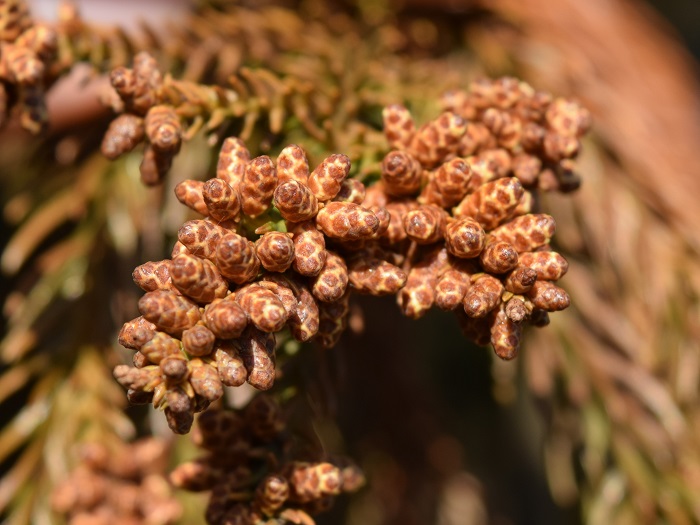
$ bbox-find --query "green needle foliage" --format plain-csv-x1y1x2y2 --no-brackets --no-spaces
1,1,700,524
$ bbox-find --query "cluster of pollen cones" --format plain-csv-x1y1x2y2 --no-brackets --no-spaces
169,398,364,525
111,74,590,435
0,0,59,132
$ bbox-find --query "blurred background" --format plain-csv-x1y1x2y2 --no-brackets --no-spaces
2,1,700,524
649,0,700,56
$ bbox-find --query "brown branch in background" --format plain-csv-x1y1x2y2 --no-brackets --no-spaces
3,0,700,524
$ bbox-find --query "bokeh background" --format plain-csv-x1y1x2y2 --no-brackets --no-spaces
1,1,700,524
